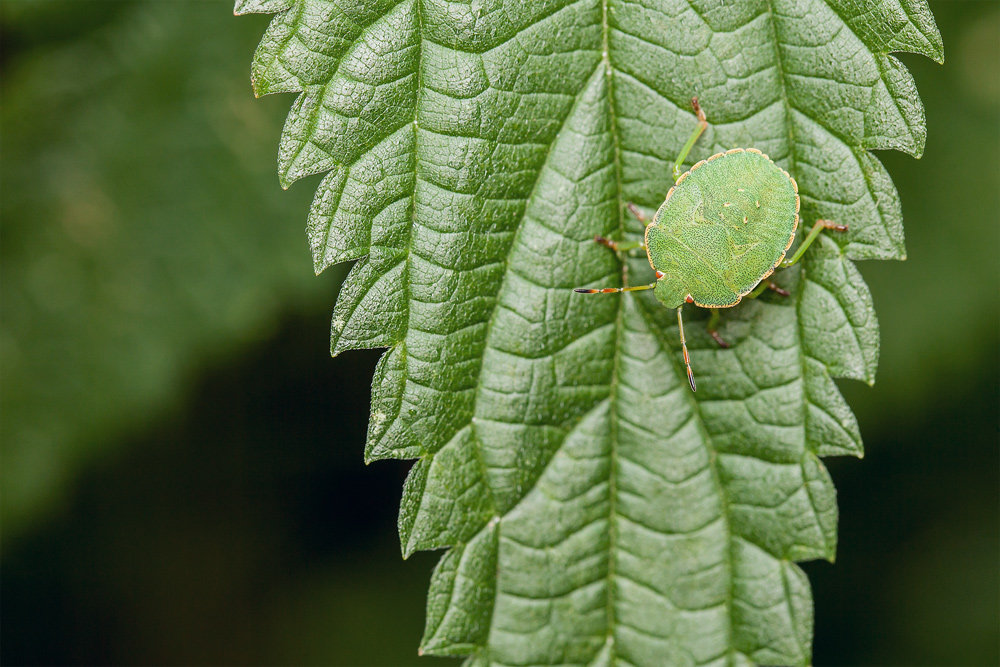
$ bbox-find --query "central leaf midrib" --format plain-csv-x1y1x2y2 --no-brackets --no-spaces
601,1,737,661
600,0,623,658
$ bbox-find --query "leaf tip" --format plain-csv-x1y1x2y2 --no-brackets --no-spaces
932,42,946,65
399,524,421,559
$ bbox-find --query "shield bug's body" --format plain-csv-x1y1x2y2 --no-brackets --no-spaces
576,99,846,391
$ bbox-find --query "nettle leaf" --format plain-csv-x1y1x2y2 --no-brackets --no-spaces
239,1,941,663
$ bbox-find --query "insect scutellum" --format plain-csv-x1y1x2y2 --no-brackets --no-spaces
574,97,848,392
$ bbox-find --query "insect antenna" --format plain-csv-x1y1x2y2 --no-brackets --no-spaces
676,306,696,392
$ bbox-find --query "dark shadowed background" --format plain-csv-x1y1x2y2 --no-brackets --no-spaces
2,1,997,664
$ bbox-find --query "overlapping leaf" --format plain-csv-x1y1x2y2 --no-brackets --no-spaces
238,1,941,663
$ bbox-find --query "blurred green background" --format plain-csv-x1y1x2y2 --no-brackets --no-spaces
1,1,996,664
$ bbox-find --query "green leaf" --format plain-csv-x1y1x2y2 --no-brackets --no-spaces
240,1,941,663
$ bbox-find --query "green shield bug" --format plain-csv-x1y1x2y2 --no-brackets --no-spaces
576,98,846,392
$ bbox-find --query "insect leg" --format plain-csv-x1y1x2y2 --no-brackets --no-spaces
671,97,708,182
781,219,849,268
574,282,656,294
767,281,790,297
593,235,645,253
626,202,650,224
706,309,730,348
677,307,697,392
745,279,791,300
